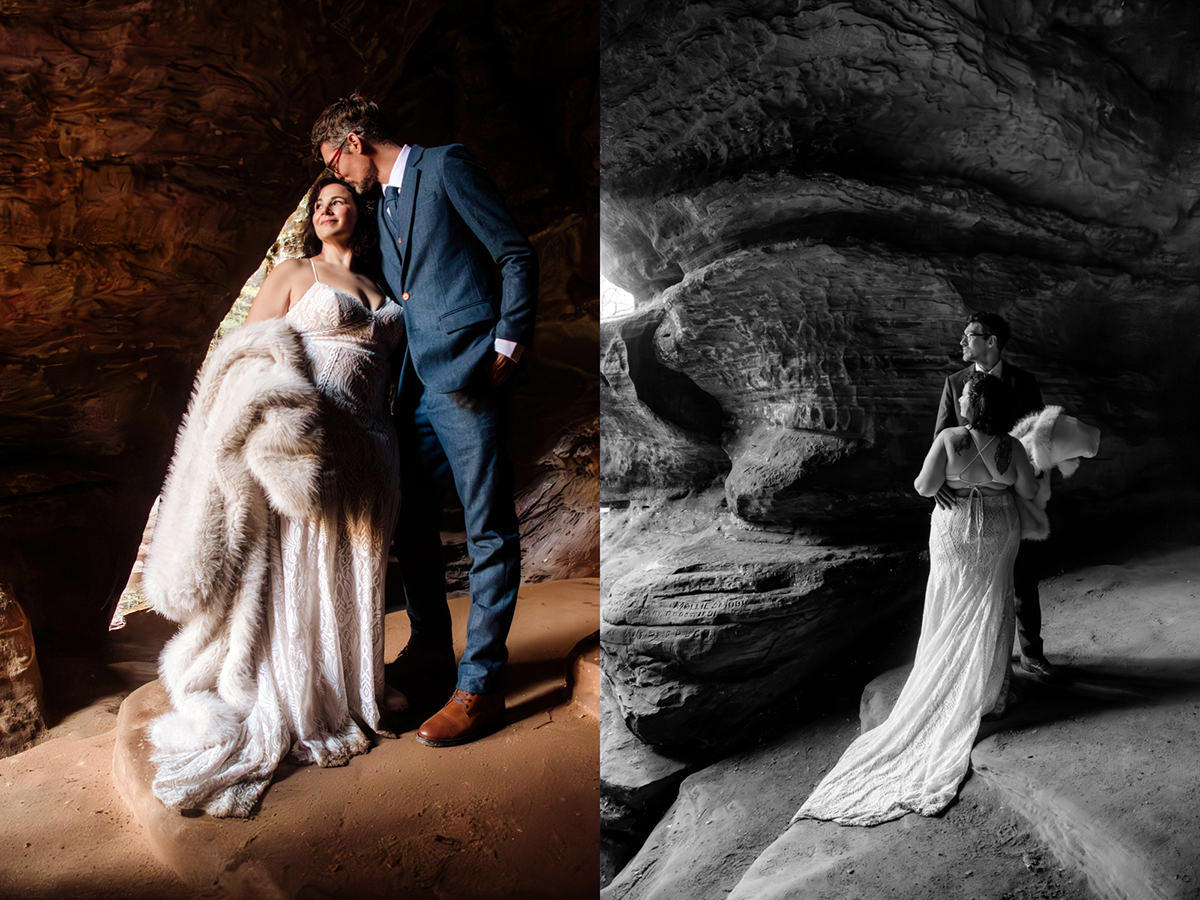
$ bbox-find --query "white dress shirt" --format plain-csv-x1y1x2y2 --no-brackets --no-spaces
382,144,412,193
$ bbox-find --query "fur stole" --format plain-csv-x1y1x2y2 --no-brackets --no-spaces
1009,406,1101,541
143,318,322,812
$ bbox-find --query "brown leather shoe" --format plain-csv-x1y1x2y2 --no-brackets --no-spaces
384,636,457,705
415,689,505,747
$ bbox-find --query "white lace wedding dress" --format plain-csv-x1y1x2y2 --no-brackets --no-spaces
794,490,1019,826
150,267,403,817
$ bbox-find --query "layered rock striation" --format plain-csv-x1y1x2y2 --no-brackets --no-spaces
600,0,1200,774
0,2,430,647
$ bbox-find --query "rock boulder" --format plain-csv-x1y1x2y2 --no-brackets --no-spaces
601,499,926,750
0,585,45,757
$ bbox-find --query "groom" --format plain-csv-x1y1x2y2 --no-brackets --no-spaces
933,312,1055,680
311,95,537,746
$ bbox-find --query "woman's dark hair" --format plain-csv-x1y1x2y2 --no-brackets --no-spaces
299,175,380,276
963,372,1015,435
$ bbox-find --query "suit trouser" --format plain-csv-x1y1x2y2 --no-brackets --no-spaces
1013,538,1045,658
392,360,521,694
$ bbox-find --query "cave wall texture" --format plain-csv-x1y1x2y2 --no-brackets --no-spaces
600,0,1200,759
0,0,598,654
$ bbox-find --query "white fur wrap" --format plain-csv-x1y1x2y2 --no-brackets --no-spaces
144,318,322,747
1009,405,1101,540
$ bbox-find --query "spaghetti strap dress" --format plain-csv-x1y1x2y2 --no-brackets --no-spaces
150,259,404,817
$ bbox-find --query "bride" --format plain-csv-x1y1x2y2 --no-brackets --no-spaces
795,372,1037,826
144,175,404,817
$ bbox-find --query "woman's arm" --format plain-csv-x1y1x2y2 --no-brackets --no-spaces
245,258,301,323
914,431,949,497
1010,435,1038,500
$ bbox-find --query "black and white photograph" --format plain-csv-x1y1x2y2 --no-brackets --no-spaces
600,2,1200,898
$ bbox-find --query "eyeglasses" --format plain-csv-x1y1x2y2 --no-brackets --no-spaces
326,135,350,176
961,330,992,342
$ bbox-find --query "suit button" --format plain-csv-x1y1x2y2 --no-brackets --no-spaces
401,292,410,300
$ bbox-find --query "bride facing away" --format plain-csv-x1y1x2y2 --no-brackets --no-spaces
794,372,1037,827
144,175,405,817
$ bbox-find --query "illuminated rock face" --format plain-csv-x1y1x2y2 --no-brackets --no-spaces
0,586,44,757
600,0,1200,748
0,0,598,648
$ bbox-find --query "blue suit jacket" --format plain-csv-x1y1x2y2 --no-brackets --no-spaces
379,144,537,393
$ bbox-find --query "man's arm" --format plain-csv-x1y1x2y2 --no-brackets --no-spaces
933,376,956,438
1010,435,1038,501
1008,365,1044,422
440,144,538,351
1027,371,1045,417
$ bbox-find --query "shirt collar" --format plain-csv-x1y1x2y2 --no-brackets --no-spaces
974,358,1003,378
383,144,412,190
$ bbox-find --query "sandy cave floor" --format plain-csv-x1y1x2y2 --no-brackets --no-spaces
0,579,600,900
604,506,1200,900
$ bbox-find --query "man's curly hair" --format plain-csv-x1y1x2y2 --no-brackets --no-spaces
310,93,394,161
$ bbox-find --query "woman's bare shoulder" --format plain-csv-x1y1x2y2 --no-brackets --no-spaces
247,258,309,322
258,257,308,287
943,426,968,444
271,257,309,277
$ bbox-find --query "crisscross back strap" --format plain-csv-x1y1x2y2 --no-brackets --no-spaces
947,432,1005,486
962,434,996,473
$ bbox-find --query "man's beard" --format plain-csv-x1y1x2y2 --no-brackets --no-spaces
352,163,380,194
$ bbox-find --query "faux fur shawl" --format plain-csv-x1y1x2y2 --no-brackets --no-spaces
144,318,322,755
1010,406,1101,540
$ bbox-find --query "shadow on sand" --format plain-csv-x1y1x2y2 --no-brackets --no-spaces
976,656,1200,742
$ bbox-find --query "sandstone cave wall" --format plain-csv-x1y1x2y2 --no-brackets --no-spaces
599,0,1200,753
0,0,598,652
602,0,1200,520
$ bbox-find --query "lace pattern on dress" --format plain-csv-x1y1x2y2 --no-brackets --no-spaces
149,278,403,817
792,492,1019,827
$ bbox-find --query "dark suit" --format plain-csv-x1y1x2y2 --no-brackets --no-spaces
934,361,1047,659
379,143,537,694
